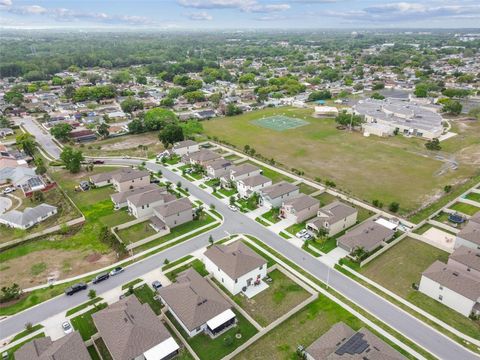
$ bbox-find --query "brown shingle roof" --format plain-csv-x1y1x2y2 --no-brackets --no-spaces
240,174,271,187
449,246,480,272
422,260,480,301
158,269,231,332
204,241,267,279
282,193,319,212
261,181,298,199
127,188,173,207
92,296,173,360
308,201,357,229
306,322,406,360
110,184,158,205
457,217,480,246
337,220,394,252
154,197,192,217
14,332,90,360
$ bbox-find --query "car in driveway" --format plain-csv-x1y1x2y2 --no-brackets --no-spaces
302,233,313,241
2,187,15,195
92,160,105,164
92,272,110,284
62,321,73,334
151,280,162,290
64,282,87,296
228,204,238,212
109,267,124,276
296,229,308,238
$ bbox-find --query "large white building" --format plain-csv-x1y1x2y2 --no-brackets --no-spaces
354,98,444,139
203,241,267,295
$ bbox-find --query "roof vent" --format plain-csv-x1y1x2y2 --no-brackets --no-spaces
453,272,459,277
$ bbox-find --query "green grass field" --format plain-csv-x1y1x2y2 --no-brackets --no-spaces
448,202,480,216
203,107,479,215
117,221,157,244
465,192,480,203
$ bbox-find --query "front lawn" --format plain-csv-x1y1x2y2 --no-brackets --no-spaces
71,303,108,341
285,221,308,236
261,208,281,224
232,269,310,326
134,284,163,315
116,221,157,244
448,202,480,216
66,297,103,316
218,187,237,197
167,309,258,360
309,237,337,253
236,197,258,211
165,259,208,281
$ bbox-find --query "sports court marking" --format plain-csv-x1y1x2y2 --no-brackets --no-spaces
250,115,309,131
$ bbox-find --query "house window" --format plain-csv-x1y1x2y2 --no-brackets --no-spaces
235,279,238,283
438,295,443,301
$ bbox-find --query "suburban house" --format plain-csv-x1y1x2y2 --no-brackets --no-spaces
206,158,233,179
172,140,199,156
236,174,272,199
455,212,480,250
203,241,267,295
14,332,90,360
182,149,221,167
279,194,320,224
259,181,299,208
126,188,175,218
419,246,480,317
0,167,45,194
305,322,406,360
220,163,262,188
90,168,150,192
337,220,395,253
0,204,57,230
92,296,179,360
69,129,97,143
158,268,236,338
110,184,158,210
306,201,358,236
0,128,14,137
150,197,194,231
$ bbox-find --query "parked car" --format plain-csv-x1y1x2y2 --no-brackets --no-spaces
228,204,238,212
302,233,313,241
92,160,105,164
150,178,160,184
92,272,110,284
2,187,15,194
296,229,308,238
151,280,162,290
109,267,124,276
64,282,87,296
79,181,90,191
62,321,73,334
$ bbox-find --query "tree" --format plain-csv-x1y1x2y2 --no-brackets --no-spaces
160,97,174,107
226,103,243,116
0,283,22,303
159,123,184,148
442,100,462,115
111,70,131,84
388,202,400,213
4,90,24,106
425,138,441,151
144,108,177,131
16,133,36,156
60,147,84,173
88,289,97,300
370,92,385,100
136,75,147,84
97,122,110,139
308,90,331,101
34,156,47,175
128,118,145,134
0,115,11,128
335,110,363,129
121,97,144,114
50,123,73,142
209,235,214,245
184,90,205,103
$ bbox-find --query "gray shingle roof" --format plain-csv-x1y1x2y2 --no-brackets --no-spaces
90,168,149,184
422,260,480,301
230,163,261,178
261,181,299,200
173,140,197,149
0,166,37,186
14,332,90,360
158,268,231,332
110,184,158,204
207,158,233,170
93,296,173,360
184,149,221,163
0,203,57,228
204,241,267,279
127,188,173,207
449,246,480,272
337,220,394,252
154,197,192,217
458,213,480,245
306,322,406,360
308,201,357,228
282,193,319,212
240,174,271,187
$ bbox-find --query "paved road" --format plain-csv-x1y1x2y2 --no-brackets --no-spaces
12,116,62,159
1,140,478,359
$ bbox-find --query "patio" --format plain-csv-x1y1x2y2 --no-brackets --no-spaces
243,280,269,299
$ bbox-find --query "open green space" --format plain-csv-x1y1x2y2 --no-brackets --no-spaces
117,221,157,244
167,309,257,360
298,182,318,195
165,258,208,281
448,202,480,216
314,191,338,206
233,269,310,326
261,208,281,224
244,160,295,183
465,192,480,203
71,302,107,341
133,284,163,315
203,107,478,215
359,237,480,340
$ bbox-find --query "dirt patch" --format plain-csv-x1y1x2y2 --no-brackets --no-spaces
102,133,161,151
456,144,480,166
0,249,116,289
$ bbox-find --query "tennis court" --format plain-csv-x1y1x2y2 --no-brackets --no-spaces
251,115,309,131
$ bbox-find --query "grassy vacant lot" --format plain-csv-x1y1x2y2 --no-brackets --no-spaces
233,295,363,360
233,269,310,326
75,132,164,158
0,167,130,290
448,202,480,216
204,107,479,215
168,309,257,360
117,221,157,244
359,237,480,339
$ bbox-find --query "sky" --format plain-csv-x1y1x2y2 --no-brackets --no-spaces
0,0,479,29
